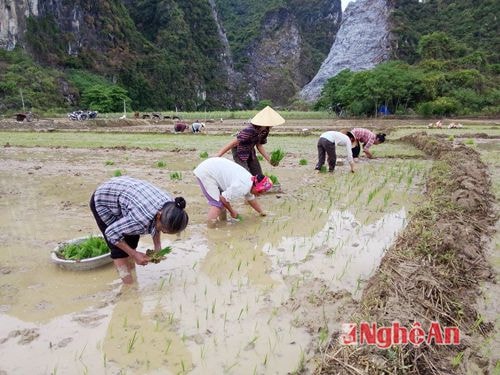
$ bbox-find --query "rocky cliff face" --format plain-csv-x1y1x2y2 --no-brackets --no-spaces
300,0,392,102
244,0,341,105
0,0,38,50
243,8,303,106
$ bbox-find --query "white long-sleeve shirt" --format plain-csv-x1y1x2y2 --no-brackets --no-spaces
319,131,354,163
193,157,255,202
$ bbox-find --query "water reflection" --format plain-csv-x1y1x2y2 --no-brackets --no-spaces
263,208,408,298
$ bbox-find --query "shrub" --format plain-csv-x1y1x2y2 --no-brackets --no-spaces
256,99,273,110
416,97,460,116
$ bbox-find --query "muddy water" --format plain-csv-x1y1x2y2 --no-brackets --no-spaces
476,139,500,368
0,146,428,374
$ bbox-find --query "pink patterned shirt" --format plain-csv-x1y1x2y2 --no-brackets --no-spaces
352,128,376,150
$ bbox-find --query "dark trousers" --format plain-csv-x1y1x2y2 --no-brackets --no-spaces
89,193,139,259
352,144,361,158
316,137,337,172
231,148,263,176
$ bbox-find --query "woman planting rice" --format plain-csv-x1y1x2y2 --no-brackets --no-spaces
217,106,285,175
315,131,356,174
193,157,273,227
90,176,189,284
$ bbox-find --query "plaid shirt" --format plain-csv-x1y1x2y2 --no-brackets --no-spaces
93,176,172,245
235,125,269,161
352,128,376,150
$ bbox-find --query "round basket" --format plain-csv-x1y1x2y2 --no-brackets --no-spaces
51,236,112,271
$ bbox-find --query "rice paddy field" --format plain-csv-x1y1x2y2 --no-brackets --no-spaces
0,116,498,374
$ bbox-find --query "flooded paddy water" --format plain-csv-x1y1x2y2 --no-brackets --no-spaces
0,132,431,374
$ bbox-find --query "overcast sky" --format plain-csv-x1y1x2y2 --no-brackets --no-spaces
341,0,353,11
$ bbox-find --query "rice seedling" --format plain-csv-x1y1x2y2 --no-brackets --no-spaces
156,160,166,168
238,308,244,321
225,361,239,372
299,158,308,165
383,191,392,207
257,155,264,161
105,160,114,166
164,339,172,354
200,345,207,360
113,169,122,177
318,326,329,347
127,331,138,353
267,174,279,185
451,351,464,367
57,236,108,260
170,171,182,180
320,165,327,173
291,348,306,374
78,343,87,360
199,151,209,159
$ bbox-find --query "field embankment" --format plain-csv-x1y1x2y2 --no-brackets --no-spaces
316,133,498,374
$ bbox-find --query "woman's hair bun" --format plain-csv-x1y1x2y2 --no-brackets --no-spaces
174,196,186,210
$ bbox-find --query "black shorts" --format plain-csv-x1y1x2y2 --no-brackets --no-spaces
89,193,139,259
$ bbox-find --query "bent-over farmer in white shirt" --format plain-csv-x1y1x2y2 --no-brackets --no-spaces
193,157,273,227
315,131,355,173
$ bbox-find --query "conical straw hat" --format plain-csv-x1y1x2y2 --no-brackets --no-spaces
250,106,285,127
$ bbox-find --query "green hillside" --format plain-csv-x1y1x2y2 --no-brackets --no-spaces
0,0,498,115
316,0,500,117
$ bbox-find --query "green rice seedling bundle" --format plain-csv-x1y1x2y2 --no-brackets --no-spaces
170,171,182,180
270,148,285,165
146,246,172,264
59,236,109,260
266,174,279,184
